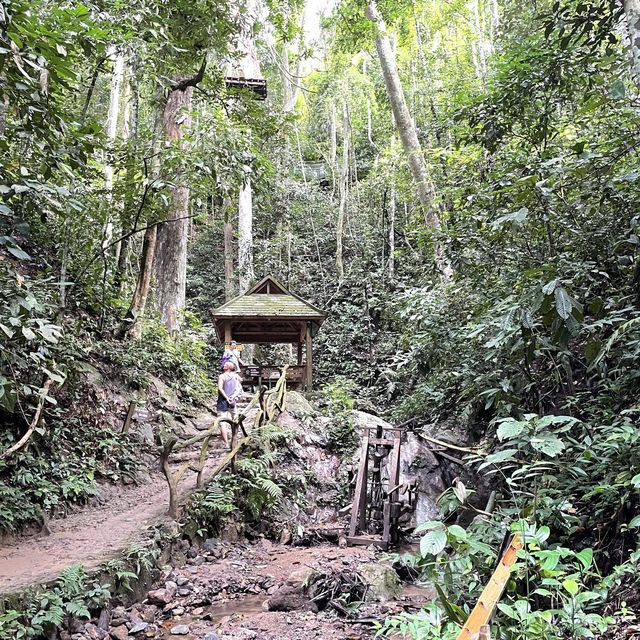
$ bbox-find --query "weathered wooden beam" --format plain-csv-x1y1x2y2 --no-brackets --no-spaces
456,534,523,640
305,323,313,390
349,433,370,537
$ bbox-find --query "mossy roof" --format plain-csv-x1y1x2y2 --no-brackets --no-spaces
211,276,325,322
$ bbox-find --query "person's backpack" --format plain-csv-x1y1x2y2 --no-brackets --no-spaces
220,350,233,368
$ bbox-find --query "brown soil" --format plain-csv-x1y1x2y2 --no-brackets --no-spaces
0,442,228,593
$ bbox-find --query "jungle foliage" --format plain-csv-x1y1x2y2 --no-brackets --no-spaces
1,0,640,636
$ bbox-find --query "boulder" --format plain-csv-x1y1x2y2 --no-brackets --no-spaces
285,391,316,418
358,562,401,602
170,625,190,636
147,581,177,606
109,626,129,640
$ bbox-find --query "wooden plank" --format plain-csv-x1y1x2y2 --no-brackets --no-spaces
305,323,313,390
346,535,388,550
368,438,394,447
349,433,370,537
456,534,523,640
122,400,136,434
382,429,402,545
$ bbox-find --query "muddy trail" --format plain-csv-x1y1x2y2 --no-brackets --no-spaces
0,438,228,593
94,538,434,640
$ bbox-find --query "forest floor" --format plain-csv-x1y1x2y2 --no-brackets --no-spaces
0,434,228,593
96,538,434,640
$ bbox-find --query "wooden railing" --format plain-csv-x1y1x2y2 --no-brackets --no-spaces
158,366,288,518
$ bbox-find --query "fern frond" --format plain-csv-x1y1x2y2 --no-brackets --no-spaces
257,477,283,500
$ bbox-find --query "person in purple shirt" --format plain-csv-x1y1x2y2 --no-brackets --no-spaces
217,361,242,448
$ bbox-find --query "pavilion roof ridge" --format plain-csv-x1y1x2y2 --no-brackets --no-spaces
211,275,325,319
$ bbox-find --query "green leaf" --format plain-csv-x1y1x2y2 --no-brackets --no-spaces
479,448,519,470
628,515,640,529
631,474,640,488
585,338,602,364
447,524,467,540
496,419,527,441
414,520,444,534
575,548,593,570
542,279,558,295
562,579,580,597
21,327,36,341
7,246,31,261
420,529,448,556
530,435,565,457
554,286,572,320
540,550,561,571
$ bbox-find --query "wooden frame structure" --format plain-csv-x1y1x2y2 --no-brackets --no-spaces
348,424,412,550
211,276,325,390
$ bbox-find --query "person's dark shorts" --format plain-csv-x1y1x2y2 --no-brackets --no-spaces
217,397,236,413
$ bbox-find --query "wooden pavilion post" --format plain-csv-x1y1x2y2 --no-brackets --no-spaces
297,323,304,366
305,322,313,390
224,321,232,346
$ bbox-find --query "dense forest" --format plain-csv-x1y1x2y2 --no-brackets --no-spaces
1,0,640,638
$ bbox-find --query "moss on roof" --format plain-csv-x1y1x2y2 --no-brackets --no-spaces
212,293,324,319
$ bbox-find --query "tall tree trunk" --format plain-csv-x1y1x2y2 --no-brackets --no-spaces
388,187,396,279
238,179,254,294
471,0,488,88
329,101,337,196
229,0,261,297
223,198,235,302
336,101,349,281
114,55,139,294
624,0,640,90
155,83,193,331
103,48,124,247
118,94,163,339
365,0,451,277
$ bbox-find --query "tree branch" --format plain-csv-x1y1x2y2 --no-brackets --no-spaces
171,57,208,92
0,379,53,461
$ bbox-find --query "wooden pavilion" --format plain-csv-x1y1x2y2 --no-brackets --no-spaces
211,276,325,390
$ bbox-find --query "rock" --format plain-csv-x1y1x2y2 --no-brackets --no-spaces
128,609,144,626
358,563,401,602
147,581,177,605
285,391,316,418
170,625,190,635
150,376,181,411
279,527,292,545
203,633,220,640
172,606,185,616
191,607,204,616
265,585,315,612
286,566,315,586
187,555,206,566
109,626,129,640
97,607,111,631
202,538,218,552
110,607,127,627
128,622,148,635
84,623,101,640
176,575,189,586
140,604,157,622
398,432,447,524
178,588,191,596
220,524,240,543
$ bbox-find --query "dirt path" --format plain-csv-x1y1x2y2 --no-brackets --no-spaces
0,442,228,593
